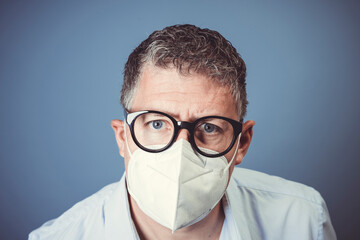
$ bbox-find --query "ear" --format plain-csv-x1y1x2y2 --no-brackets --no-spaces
234,120,255,165
111,119,126,157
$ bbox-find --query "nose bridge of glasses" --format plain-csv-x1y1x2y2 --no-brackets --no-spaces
175,121,193,141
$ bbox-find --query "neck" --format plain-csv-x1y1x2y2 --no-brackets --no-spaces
128,192,225,240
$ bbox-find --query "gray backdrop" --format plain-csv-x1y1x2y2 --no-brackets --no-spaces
1,1,359,239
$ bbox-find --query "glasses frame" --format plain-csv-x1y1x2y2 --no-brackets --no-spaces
124,110,243,158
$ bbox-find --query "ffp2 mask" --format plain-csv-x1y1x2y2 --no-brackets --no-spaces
125,127,240,232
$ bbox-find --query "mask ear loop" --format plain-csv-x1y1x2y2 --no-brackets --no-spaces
123,122,133,158
223,133,241,173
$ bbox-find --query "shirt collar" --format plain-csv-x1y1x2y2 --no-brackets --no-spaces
103,173,138,240
225,174,254,240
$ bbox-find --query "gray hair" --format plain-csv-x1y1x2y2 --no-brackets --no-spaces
121,24,248,121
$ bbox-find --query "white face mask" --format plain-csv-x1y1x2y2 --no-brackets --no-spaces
124,126,240,232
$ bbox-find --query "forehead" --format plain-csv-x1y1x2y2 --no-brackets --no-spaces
130,65,238,121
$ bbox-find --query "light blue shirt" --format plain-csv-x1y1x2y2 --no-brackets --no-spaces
29,168,336,239
219,193,242,240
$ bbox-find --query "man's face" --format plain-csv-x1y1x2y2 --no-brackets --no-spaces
114,64,252,178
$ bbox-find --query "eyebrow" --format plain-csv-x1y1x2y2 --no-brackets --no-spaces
152,110,182,120
148,109,221,122
143,113,169,119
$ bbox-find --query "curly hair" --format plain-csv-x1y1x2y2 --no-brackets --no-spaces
121,24,248,121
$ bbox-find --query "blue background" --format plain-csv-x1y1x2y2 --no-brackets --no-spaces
1,1,359,239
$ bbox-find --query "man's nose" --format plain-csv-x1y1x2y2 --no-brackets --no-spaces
176,129,191,142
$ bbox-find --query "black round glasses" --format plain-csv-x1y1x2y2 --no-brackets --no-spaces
124,110,243,158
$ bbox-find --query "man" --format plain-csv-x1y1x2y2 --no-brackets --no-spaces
29,24,336,239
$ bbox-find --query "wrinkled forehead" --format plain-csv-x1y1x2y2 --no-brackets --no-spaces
137,62,234,96
131,65,238,121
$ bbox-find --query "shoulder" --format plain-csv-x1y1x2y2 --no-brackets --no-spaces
231,167,323,204
28,182,118,240
228,167,337,240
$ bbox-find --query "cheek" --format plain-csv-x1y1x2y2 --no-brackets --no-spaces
224,146,237,164
223,145,238,183
123,127,140,174
126,137,139,155
124,125,140,153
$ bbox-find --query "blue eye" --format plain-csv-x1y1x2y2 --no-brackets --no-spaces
151,120,163,129
203,123,215,133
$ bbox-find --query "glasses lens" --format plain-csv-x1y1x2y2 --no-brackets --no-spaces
194,117,234,155
133,112,175,150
